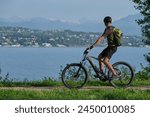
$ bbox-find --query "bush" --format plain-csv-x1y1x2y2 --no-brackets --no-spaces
144,53,150,64
135,65,150,80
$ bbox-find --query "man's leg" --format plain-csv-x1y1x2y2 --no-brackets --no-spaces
103,57,117,76
98,47,109,73
98,54,104,72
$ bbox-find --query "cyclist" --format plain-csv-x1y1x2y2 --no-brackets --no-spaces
87,16,118,79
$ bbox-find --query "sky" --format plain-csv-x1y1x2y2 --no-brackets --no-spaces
0,0,139,22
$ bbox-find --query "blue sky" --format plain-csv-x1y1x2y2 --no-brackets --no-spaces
0,0,138,22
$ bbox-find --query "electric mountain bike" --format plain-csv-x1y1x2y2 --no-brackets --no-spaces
61,48,134,89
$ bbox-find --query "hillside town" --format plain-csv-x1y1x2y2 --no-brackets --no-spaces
0,27,145,48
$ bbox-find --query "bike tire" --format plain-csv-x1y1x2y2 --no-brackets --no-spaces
61,63,88,89
108,61,134,88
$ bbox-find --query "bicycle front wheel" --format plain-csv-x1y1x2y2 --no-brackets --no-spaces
61,63,88,89
108,61,134,88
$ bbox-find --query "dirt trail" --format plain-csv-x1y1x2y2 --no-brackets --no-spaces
0,86,150,91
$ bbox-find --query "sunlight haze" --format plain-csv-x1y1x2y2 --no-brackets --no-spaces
0,0,138,21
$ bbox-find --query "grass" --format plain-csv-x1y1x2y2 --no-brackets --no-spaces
0,78,63,87
0,88,150,100
0,76,150,87
0,70,150,100
0,78,150,100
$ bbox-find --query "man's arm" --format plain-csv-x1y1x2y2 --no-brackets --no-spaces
84,34,106,53
89,28,111,49
88,35,105,49
92,35,105,47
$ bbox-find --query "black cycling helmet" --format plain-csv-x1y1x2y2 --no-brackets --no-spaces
103,16,112,24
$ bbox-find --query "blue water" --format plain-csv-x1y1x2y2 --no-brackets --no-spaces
0,47,149,81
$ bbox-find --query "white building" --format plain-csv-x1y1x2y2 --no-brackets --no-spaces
42,43,52,47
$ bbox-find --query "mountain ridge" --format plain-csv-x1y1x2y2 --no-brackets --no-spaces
0,14,142,35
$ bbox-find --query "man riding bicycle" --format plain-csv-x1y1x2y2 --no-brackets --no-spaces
62,18,135,88
86,16,121,79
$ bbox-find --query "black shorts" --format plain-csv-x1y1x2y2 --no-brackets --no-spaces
100,46,117,59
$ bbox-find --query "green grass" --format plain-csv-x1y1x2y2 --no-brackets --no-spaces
0,78,63,87
0,77,150,87
0,88,150,100
86,78,150,87
0,73,150,100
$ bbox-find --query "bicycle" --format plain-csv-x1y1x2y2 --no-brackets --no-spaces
61,48,134,89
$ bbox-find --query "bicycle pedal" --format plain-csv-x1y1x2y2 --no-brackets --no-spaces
94,75,99,78
101,78,108,82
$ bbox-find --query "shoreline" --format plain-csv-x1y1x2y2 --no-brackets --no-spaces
0,46,148,49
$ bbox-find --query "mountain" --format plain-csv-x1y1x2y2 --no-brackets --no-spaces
0,14,142,35
113,14,142,35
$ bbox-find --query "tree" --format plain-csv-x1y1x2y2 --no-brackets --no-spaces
131,0,150,64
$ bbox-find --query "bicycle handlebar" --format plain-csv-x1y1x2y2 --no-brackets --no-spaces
84,45,94,55
83,48,90,55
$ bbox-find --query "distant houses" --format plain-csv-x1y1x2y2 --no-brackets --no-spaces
0,26,145,48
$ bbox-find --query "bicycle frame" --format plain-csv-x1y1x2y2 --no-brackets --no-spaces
80,51,102,79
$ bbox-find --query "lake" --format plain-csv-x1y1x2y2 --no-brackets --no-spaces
0,47,149,81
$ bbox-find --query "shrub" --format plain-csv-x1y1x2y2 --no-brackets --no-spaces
135,65,150,80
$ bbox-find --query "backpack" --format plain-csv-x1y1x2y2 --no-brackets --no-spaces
113,27,123,46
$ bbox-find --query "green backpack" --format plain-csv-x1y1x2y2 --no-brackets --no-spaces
113,27,123,46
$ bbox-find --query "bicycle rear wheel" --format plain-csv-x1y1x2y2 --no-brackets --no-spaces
61,63,88,89
108,61,134,88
